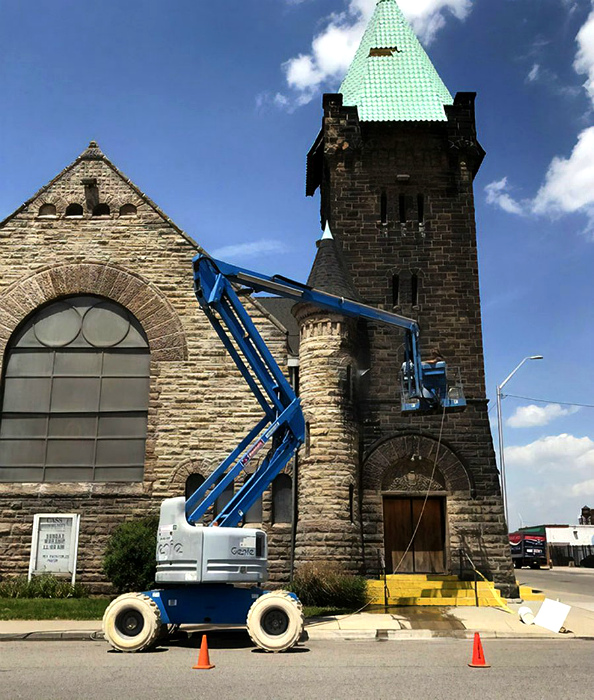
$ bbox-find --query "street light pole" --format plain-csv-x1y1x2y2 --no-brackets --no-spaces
496,355,543,529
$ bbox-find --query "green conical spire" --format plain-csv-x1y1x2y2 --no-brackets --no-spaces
339,0,453,122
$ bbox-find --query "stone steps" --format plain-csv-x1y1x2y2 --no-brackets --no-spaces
367,574,506,607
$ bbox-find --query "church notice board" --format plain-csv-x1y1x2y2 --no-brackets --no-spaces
28,514,80,584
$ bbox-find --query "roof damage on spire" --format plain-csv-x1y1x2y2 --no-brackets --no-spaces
339,0,454,122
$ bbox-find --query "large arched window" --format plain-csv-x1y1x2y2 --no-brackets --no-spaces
0,296,150,483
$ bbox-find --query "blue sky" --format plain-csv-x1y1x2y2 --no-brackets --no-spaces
1,0,593,530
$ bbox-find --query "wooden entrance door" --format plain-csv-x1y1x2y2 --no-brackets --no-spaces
383,497,446,574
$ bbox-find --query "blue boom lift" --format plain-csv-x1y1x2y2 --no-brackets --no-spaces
102,254,465,653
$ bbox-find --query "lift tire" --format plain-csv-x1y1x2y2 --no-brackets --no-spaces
246,590,304,653
102,592,162,652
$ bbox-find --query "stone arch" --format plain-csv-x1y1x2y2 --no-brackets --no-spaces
0,262,188,364
363,433,474,496
37,194,67,211
167,459,207,492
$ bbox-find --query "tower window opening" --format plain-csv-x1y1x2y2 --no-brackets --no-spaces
119,203,137,217
417,194,425,224
380,191,388,224
92,203,110,217
65,203,83,218
392,274,400,306
411,274,419,307
399,195,406,224
38,203,56,218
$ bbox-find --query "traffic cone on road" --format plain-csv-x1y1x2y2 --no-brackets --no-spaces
468,632,491,668
192,634,215,670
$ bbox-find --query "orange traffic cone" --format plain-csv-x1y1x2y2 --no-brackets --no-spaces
468,632,491,668
192,634,215,670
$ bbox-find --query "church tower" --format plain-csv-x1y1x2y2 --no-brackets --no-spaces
305,0,516,592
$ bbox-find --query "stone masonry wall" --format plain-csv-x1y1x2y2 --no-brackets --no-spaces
293,305,362,573
0,147,292,590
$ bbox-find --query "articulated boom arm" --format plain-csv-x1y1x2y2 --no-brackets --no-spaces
187,254,465,528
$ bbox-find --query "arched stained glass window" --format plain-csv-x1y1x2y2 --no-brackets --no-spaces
0,296,150,483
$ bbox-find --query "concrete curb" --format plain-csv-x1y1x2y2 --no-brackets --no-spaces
0,627,588,643
0,630,104,642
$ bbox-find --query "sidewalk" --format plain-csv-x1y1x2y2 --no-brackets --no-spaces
2,600,594,643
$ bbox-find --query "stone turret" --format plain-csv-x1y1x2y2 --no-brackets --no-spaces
293,226,363,571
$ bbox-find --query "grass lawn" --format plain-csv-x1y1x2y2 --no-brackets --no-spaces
0,598,354,621
0,598,110,621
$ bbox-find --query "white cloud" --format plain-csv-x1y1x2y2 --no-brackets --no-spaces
506,404,580,429
486,7,594,235
505,433,594,528
506,433,594,473
211,239,288,260
532,126,594,232
574,6,594,105
484,177,526,215
571,478,594,497
278,0,473,107
526,63,540,83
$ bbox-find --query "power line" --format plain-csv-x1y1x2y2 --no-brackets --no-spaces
503,394,594,409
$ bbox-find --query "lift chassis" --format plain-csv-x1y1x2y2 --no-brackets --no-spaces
102,254,465,653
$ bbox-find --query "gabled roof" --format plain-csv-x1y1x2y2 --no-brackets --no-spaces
307,225,361,301
0,141,203,251
339,0,453,122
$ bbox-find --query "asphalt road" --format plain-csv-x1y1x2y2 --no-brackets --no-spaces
516,568,594,611
1,638,593,700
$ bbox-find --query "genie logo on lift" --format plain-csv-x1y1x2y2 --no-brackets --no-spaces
231,535,257,558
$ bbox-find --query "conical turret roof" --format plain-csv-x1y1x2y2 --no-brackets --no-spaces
339,0,453,122
307,225,361,301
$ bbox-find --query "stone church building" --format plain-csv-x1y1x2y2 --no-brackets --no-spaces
0,0,515,594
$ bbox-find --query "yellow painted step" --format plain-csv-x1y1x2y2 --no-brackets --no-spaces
367,596,504,607
368,580,497,591
519,584,545,601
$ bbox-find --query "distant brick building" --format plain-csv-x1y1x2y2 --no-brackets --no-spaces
0,0,516,595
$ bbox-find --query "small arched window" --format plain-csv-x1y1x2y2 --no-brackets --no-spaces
411,273,419,307
38,203,56,218
243,465,263,524
380,191,388,224
92,203,110,217
272,473,292,524
65,203,83,218
213,480,234,518
0,295,150,483
417,194,425,224
392,274,400,306
185,473,205,502
119,204,137,217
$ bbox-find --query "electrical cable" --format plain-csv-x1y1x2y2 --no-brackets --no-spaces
392,402,448,574
503,394,594,409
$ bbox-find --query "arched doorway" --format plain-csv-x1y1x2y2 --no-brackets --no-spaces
363,434,473,575
381,460,447,574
